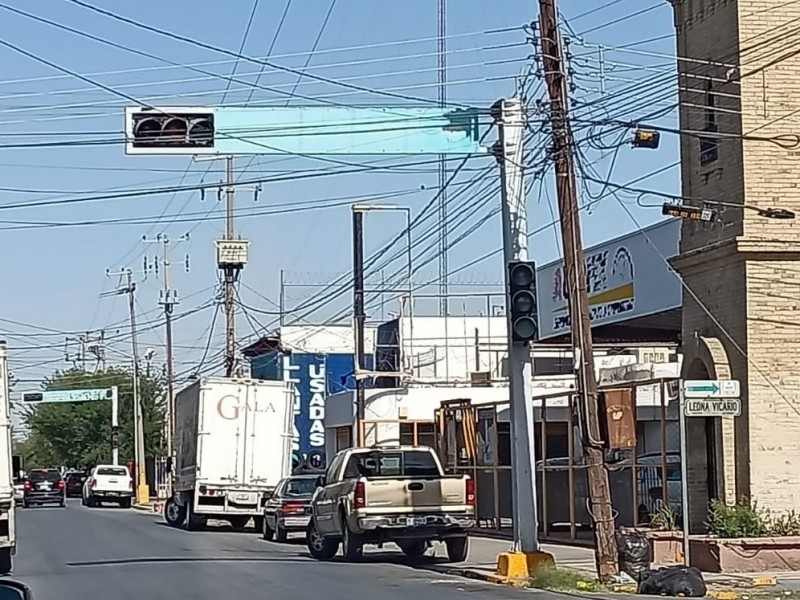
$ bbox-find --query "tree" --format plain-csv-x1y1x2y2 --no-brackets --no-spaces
20,366,165,468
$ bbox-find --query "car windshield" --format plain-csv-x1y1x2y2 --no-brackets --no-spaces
346,450,441,478
97,467,127,477
284,478,317,497
28,470,61,482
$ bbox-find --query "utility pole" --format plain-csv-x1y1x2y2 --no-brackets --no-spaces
437,0,449,317
216,155,249,377
143,233,189,498
351,207,366,445
106,268,149,504
538,0,619,580
492,98,540,556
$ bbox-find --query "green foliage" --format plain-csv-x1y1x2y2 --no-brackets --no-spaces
707,499,769,538
767,510,800,537
528,568,600,592
19,367,165,469
649,504,679,531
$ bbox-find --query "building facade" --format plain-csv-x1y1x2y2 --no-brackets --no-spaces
668,0,800,527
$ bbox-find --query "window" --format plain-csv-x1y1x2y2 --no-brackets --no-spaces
284,478,318,497
343,450,440,479
97,467,128,477
335,426,352,452
28,470,61,482
699,79,719,166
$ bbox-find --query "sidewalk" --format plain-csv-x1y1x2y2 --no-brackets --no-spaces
451,536,800,595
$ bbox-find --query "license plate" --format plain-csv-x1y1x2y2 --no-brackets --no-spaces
405,517,426,527
37,483,50,490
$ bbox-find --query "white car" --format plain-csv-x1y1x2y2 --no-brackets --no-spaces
12,478,23,503
82,465,134,508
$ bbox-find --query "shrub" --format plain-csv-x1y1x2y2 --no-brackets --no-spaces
706,499,769,538
768,510,800,537
650,504,679,531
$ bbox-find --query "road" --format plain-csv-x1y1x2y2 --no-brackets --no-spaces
12,500,554,600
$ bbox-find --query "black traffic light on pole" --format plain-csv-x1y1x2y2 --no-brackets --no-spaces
129,109,215,149
507,260,538,344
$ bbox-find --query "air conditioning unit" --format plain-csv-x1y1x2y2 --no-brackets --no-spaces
469,371,491,387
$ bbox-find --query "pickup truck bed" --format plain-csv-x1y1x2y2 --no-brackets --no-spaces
307,446,475,563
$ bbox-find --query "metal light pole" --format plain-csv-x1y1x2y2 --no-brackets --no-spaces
351,204,413,445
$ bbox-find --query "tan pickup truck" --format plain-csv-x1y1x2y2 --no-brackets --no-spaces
305,445,475,562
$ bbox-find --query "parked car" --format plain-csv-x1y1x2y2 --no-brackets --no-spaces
306,445,475,563
261,475,317,542
22,469,66,508
82,465,134,508
65,472,87,498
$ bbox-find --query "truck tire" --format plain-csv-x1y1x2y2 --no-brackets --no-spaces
341,518,364,562
399,540,428,558
0,548,11,574
120,497,132,509
444,536,469,563
184,501,206,532
228,516,249,530
253,516,264,533
306,520,338,561
164,498,186,528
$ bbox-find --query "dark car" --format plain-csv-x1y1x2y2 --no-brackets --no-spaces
65,472,87,498
23,469,66,508
261,475,317,542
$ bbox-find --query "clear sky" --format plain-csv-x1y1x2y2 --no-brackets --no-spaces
0,0,679,389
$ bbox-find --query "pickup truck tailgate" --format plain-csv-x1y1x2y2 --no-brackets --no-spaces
93,467,131,491
363,477,470,513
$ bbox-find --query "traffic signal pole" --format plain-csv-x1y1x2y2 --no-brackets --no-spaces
224,155,237,377
492,98,549,573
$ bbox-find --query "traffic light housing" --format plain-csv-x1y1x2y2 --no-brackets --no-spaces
126,107,215,154
507,260,538,344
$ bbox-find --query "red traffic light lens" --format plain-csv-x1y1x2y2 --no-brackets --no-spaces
510,263,534,287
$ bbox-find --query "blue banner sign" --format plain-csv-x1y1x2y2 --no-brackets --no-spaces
284,353,359,471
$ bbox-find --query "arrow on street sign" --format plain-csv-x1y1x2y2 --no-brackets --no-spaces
683,379,740,399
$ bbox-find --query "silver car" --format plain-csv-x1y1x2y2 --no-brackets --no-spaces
261,475,318,542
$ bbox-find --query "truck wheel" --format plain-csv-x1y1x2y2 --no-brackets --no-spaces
341,521,364,562
120,498,132,509
0,548,11,574
444,536,470,563
306,521,338,561
184,501,206,532
399,540,428,558
164,498,186,528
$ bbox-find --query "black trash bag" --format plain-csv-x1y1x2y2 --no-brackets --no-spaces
639,566,707,597
616,531,652,582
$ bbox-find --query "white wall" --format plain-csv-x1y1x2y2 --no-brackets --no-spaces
280,324,376,354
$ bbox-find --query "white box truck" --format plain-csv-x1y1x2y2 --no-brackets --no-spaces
0,342,16,573
163,377,293,532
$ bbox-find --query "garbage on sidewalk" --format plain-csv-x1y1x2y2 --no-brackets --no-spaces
617,530,653,582
639,566,708,597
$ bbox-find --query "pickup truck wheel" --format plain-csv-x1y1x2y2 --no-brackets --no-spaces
341,523,364,562
444,536,470,563
0,548,11,574
399,540,428,558
120,498,132,509
164,498,186,528
306,521,338,561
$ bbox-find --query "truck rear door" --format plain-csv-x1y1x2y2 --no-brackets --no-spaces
242,382,292,488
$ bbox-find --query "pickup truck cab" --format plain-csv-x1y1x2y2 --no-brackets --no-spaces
82,465,134,508
306,445,475,563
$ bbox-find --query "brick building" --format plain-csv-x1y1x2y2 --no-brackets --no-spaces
667,0,800,530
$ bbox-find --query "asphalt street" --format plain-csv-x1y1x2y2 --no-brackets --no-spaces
10,499,560,600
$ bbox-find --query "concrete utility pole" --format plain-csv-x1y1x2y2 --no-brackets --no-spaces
224,156,236,376
143,233,189,497
538,0,619,579
108,269,149,504
351,207,366,446
437,0,449,317
492,98,540,554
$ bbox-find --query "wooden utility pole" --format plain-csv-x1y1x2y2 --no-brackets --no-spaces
538,0,619,580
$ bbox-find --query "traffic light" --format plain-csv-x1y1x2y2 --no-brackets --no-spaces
507,260,538,344
126,107,215,152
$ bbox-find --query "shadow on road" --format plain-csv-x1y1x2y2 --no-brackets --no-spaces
66,556,310,567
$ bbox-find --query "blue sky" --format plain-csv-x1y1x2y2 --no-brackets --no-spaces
0,0,679,387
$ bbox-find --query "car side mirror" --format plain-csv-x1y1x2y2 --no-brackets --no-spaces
315,475,326,488
0,580,34,600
